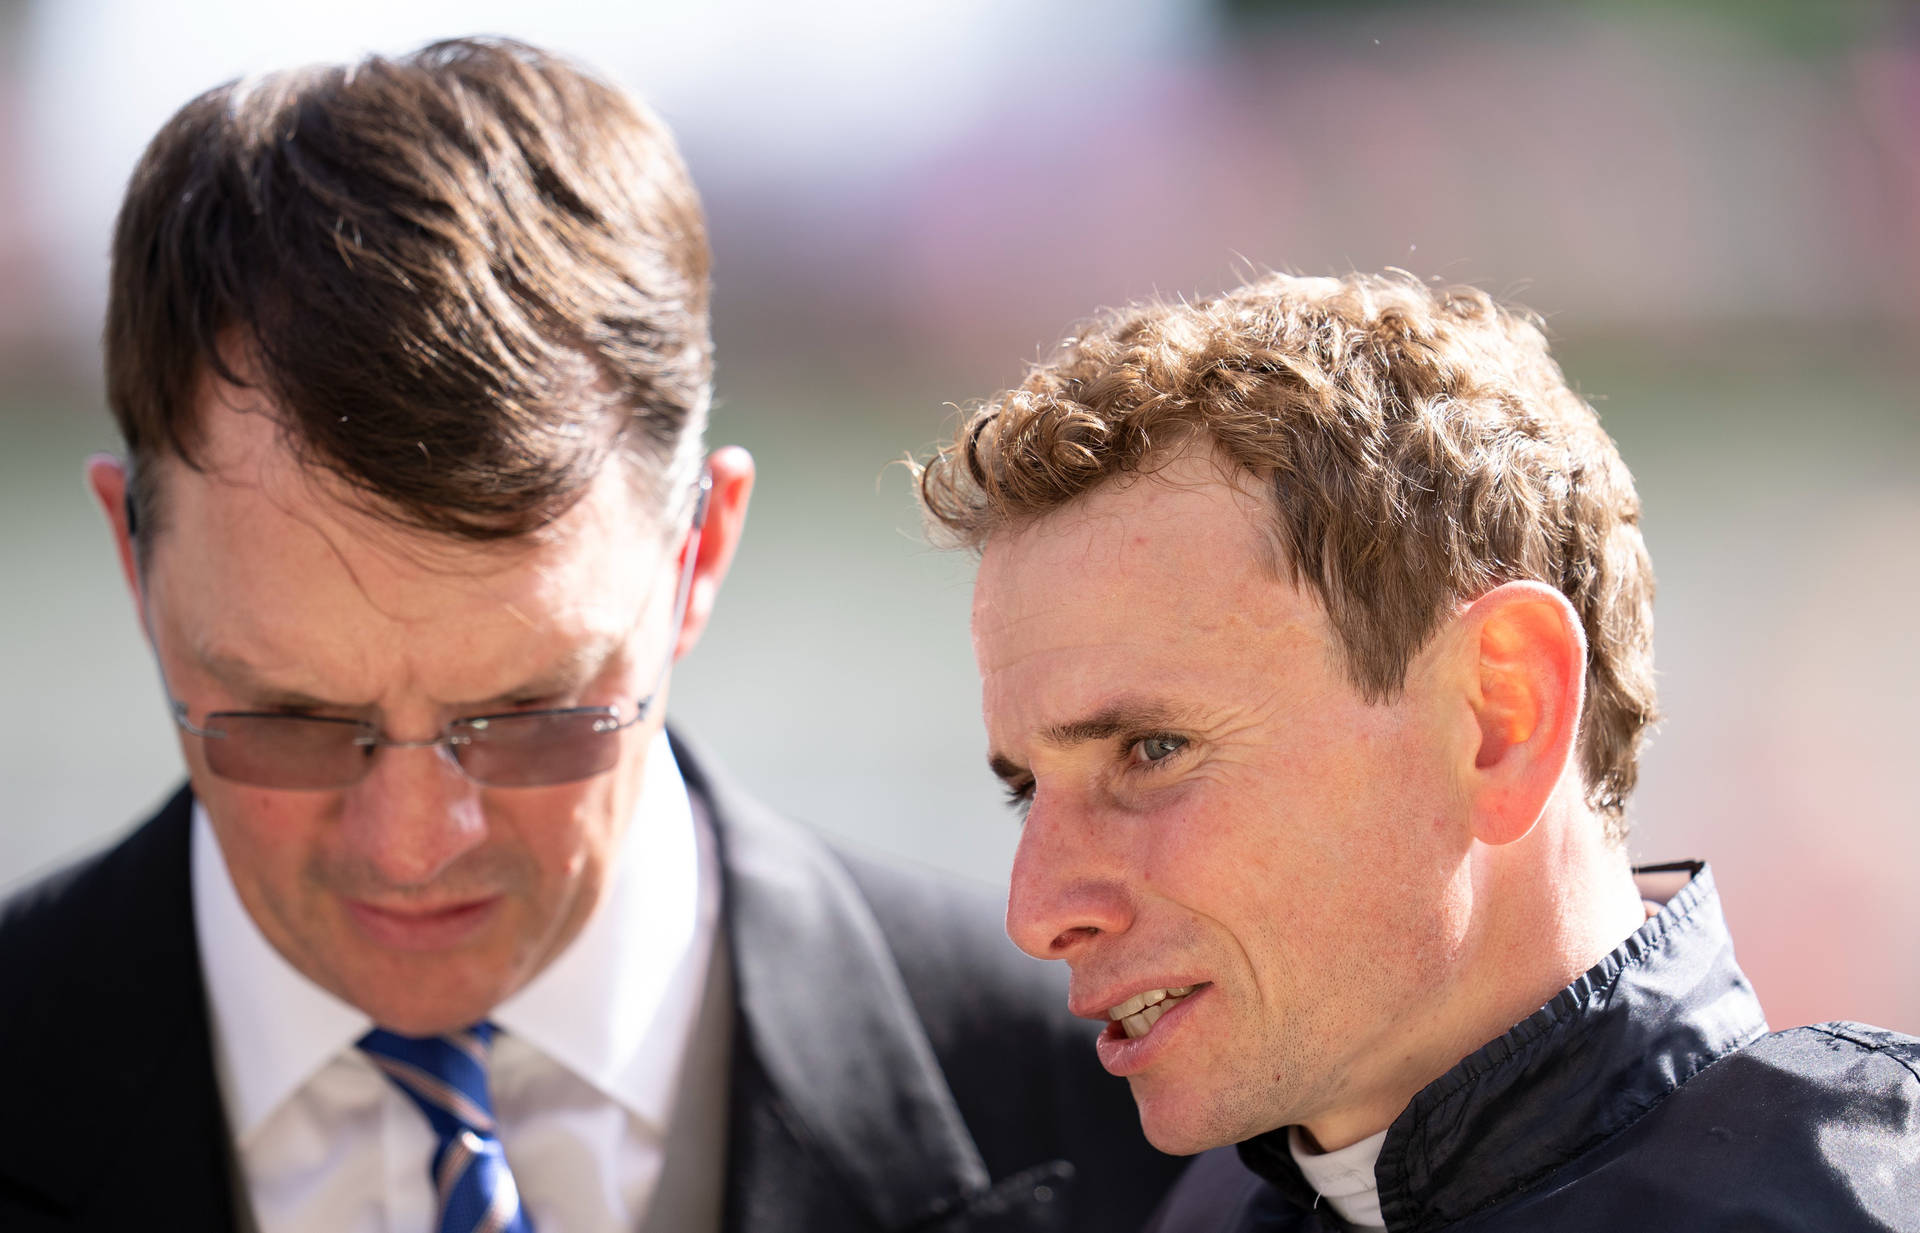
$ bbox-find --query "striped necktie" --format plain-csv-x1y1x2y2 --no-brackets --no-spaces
358,1022,536,1233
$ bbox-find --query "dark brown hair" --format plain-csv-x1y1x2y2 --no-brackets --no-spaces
919,272,1657,837
105,36,711,545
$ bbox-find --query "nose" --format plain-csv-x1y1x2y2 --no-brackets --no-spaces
339,740,489,888
1005,790,1134,960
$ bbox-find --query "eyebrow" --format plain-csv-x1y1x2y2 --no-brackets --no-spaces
483,638,624,705
194,636,624,712
197,653,352,710
986,699,1196,785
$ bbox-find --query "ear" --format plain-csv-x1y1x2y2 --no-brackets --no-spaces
85,453,148,631
672,445,754,659
1458,580,1586,847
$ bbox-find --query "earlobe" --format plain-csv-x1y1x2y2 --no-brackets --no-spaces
1461,581,1587,846
85,454,147,630
672,445,754,659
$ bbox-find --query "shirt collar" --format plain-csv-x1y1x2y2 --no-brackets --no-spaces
193,800,367,1145
491,730,714,1133
1288,1125,1388,1228
194,729,711,1145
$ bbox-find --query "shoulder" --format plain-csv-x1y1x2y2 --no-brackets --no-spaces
833,845,1191,1228
836,848,1064,1042
674,729,1063,1039
674,729,1189,1228
1534,1019,1920,1230
829,848,1062,1105
0,788,215,1213
0,787,196,1011
1745,1021,1920,1087
1143,1147,1304,1233
1676,1020,1920,1134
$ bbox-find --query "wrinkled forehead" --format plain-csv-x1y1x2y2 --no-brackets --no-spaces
147,401,670,644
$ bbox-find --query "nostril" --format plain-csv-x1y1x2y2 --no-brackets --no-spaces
1051,924,1101,953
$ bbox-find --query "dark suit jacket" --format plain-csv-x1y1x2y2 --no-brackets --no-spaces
0,734,1184,1231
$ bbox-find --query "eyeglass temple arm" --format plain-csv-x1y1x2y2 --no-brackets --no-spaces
633,470,711,723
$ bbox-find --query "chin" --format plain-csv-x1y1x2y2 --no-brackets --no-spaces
352,982,505,1036
1134,1087,1248,1157
1140,1118,1237,1158
327,947,524,1036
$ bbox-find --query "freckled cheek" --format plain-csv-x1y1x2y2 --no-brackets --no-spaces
1139,796,1292,932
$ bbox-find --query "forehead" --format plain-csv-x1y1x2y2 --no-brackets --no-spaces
971,447,1333,715
146,387,664,680
975,450,1284,639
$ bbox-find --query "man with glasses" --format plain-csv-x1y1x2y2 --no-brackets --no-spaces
0,38,1181,1232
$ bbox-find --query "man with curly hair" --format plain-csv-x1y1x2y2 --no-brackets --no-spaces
918,271,1919,1231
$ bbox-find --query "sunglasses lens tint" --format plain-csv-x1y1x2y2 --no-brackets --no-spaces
450,711,624,787
188,708,629,789
199,713,375,790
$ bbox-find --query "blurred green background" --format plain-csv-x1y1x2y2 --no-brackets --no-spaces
2,0,1915,1032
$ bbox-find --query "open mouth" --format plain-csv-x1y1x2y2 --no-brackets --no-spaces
1106,984,1203,1039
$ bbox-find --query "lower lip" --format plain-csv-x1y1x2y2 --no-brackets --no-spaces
344,897,502,951
1094,984,1209,1077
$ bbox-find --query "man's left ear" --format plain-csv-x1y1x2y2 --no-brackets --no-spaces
672,446,754,660
1458,580,1587,847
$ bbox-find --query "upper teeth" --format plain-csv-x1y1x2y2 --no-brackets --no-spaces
1107,986,1195,1039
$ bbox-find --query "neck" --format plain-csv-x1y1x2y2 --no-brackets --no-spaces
1301,793,1645,1152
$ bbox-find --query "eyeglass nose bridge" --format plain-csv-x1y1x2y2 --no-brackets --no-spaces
348,731,474,751
347,730,483,779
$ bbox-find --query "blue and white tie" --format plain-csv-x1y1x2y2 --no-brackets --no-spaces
358,1022,536,1233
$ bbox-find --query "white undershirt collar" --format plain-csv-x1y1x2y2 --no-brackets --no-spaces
193,729,707,1147
1289,1125,1388,1230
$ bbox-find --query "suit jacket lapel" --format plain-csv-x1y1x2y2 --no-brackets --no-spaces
0,787,238,1231
674,733,1019,1233
85,790,240,1232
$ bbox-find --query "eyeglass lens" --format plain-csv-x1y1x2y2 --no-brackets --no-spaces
196,710,627,790
452,712,625,787
199,714,372,790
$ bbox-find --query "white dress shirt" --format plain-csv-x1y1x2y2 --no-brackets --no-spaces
193,731,720,1233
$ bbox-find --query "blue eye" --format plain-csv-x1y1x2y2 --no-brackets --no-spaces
1133,735,1187,764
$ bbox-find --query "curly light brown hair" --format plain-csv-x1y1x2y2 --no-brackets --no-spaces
918,271,1656,837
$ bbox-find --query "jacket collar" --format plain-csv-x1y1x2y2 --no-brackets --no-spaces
670,731,1014,1233
1238,862,1769,1233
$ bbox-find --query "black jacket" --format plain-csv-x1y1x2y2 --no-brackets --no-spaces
0,734,1185,1232
1146,864,1920,1233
